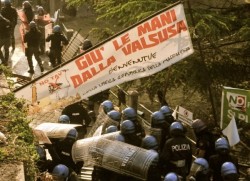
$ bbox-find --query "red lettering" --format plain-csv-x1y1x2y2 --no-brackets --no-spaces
70,75,83,88
140,36,158,48
75,56,88,70
75,49,104,70
113,33,130,51
158,28,169,42
122,44,132,56
151,17,162,30
177,20,187,33
167,25,177,38
137,22,152,36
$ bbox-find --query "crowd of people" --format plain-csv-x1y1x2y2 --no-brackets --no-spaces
33,95,244,181
0,0,72,73
0,1,247,181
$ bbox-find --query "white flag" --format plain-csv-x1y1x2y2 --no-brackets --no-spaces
172,106,178,120
222,117,240,146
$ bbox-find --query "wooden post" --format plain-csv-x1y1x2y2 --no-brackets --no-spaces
127,90,139,112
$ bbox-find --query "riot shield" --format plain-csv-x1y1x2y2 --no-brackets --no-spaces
143,121,162,146
72,137,158,180
33,122,82,140
86,107,119,137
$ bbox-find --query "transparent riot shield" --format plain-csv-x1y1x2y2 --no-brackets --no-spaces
87,106,119,137
33,122,82,140
143,121,162,146
72,137,158,180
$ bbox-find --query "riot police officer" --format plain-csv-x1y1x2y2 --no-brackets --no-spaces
46,25,68,67
192,119,216,161
1,0,17,52
24,21,44,73
189,157,211,181
46,128,83,175
209,137,238,181
58,114,70,124
81,39,93,52
164,172,181,181
101,100,114,114
159,105,175,125
221,162,239,181
141,135,161,181
120,120,142,147
122,107,145,139
105,125,118,134
52,164,80,181
151,111,169,152
160,121,192,180
61,101,91,138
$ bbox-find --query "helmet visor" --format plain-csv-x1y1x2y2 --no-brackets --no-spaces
190,162,204,176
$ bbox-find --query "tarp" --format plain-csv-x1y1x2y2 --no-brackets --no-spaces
220,86,250,128
14,2,194,105
72,137,158,180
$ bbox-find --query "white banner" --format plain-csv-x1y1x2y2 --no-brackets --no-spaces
14,3,193,103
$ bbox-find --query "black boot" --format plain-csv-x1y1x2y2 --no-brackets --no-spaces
28,59,34,74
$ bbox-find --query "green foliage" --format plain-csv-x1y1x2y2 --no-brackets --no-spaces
89,27,115,42
0,92,38,180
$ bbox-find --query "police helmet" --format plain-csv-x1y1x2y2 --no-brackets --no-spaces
170,121,184,133
105,125,118,133
151,111,165,126
192,119,207,133
23,1,31,8
29,21,36,29
193,157,209,170
164,172,179,181
53,25,61,33
141,135,158,150
221,162,237,176
120,120,135,135
116,134,125,142
82,39,93,51
190,157,209,175
160,105,172,116
107,110,121,122
52,164,69,179
58,114,70,124
37,6,44,12
122,107,137,121
215,137,230,151
101,100,114,114
66,128,78,140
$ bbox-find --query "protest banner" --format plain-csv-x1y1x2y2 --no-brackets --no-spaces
14,2,194,105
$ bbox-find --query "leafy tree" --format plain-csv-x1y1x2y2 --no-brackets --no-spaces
68,0,250,123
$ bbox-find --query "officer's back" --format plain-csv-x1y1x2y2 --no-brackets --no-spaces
160,121,192,180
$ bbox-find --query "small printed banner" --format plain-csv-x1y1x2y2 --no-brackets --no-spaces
177,106,193,126
220,86,250,129
14,2,194,105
